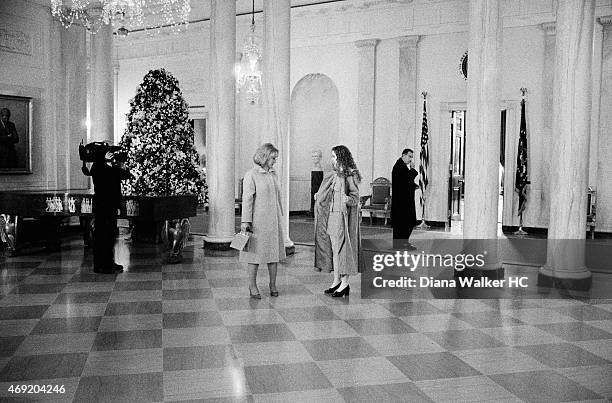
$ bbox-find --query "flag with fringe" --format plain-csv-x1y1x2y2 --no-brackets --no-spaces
419,98,429,216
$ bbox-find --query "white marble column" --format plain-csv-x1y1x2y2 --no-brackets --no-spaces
90,23,114,143
204,0,236,250
540,23,556,134
596,16,612,234
263,0,294,253
113,63,120,143
539,0,595,290
540,22,556,221
356,39,378,185
463,0,502,240
62,25,88,190
397,36,420,153
461,0,502,278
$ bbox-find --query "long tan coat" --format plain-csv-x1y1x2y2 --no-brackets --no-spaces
314,171,363,274
239,166,286,264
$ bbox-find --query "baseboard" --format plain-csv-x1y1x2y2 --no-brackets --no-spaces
502,226,548,236
289,211,310,216
421,220,446,228
501,226,612,239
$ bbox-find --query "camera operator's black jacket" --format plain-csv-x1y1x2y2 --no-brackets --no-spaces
85,161,131,213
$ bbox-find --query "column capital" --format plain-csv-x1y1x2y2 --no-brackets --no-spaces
540,22,556,36
355,38,379,49
598,15,612,28
397,35,420,49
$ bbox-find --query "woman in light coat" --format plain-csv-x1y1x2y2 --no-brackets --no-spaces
240,143,286,298
314,145,362,297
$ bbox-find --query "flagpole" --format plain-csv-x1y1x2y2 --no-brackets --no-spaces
513,88,529,236
417,91,430,230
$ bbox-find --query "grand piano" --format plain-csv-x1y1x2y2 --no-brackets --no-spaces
0,191,197,256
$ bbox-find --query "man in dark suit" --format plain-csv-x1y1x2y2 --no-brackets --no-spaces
82,143,131,273
0,108,19,169
391,148,419,249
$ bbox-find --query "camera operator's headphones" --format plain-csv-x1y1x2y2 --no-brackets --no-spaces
79,140,123,163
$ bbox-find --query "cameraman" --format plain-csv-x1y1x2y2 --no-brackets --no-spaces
82,144,131,274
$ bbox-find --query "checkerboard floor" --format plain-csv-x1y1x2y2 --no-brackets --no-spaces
1,236,611,402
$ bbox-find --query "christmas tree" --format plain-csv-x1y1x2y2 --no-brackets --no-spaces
120,68,206,204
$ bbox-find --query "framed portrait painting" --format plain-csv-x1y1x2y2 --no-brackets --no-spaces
0,94,32,174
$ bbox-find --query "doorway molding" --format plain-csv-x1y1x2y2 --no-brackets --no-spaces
189,105,208,120
438,99,521,228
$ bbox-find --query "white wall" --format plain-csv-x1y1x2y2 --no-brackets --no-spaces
0,0,88,192
113,0,612,232
290,73,340,211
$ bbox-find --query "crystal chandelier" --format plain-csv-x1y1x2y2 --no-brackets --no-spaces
50,0,143,33
141,0,191,34
50,0,190,35
235,0,263,104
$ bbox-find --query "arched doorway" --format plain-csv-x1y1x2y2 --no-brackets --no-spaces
290,73,339,211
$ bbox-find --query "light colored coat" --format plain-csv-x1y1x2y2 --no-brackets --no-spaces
314,171,363,274
240,166,286,264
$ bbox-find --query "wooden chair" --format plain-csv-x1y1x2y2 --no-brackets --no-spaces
360,177,392,225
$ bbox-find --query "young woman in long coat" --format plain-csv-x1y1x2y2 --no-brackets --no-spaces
240,143,286,298
314,145,362,297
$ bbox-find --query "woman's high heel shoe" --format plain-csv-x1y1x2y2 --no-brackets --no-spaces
249,288,262,299
331,284,350,297
324,282,341,294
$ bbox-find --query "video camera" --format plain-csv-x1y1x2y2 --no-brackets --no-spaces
79,140,127,164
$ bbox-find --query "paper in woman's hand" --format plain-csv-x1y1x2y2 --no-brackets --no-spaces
230,231,250,251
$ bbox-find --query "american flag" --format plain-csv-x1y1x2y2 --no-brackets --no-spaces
419,98,429,214
515,98,529,215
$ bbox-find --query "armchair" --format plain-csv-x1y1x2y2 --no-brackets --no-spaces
360,177,392,225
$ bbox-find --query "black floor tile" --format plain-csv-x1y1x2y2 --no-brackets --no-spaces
31,317,102,334
424,329,506,351
162,288,213,300
74,372,163,403
338,382,435,402
0,305,49,320
0,336,25,357
163,272,207,280
301,337,379,361
9,284,66,294
516,343,611,368
0,353,88,381
162,311,223,328
163,345,231,371
227,324,297,344
536,322,612,342
489,370,603,402
114,281,162,291
244,362,331,394
345,317,417,335
92,330,162,351
105,301,162,316
53,292,111,304
388,352,481,381
382,301,444,316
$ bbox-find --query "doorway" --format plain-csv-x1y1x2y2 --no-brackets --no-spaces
447,110,507,229
499,110,506,225
191,118,206,167
448,110,466,227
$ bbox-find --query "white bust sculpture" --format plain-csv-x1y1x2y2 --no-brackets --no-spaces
311,149,323,171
